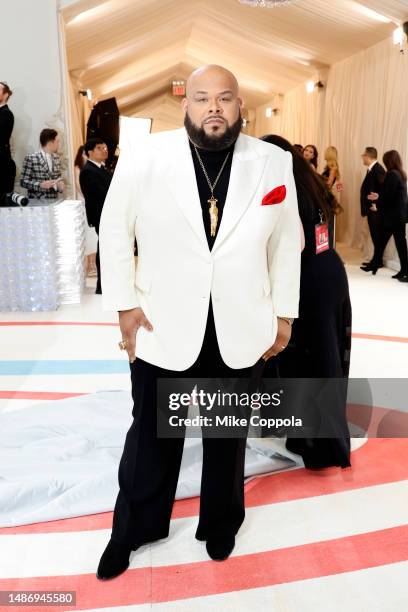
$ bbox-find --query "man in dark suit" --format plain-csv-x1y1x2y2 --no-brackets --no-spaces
367,150,408,281
0,81,16,194
80,138,112,294
360,147,385,269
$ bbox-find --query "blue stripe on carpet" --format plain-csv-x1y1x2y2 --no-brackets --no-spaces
0,360,130,375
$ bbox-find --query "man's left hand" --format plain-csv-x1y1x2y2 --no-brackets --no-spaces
262,318,292,361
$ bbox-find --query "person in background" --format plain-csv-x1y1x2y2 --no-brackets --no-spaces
0,81,16,194
262,134,351,470
74,145,87,197
74,145,97,279
303,144,318,172
322,146,340,187
79,138,111,294
365,150,408,281
360,147,385,271
293,144,304,155
20,129,65,200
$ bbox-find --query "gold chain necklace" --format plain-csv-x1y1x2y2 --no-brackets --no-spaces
193,144,231,237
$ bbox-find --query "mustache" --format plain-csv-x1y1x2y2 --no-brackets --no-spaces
203,116,227,123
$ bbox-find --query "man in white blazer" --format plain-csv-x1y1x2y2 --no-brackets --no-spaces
97,65,301,580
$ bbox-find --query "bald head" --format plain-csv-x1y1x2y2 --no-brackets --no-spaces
185,65,239,98
182,64,243,150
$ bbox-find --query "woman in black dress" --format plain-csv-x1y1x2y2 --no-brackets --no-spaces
362,150,408,281
261,134,351,469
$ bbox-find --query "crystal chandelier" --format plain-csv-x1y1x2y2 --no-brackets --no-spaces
239,0,295,7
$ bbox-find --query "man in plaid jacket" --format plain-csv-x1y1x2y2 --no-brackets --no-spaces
20,129,65,200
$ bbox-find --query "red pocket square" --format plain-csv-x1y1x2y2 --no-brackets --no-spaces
262,185,286,206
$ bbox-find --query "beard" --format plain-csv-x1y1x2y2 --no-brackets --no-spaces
184,111,242,151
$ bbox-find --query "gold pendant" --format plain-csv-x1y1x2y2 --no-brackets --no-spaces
208,196,218,237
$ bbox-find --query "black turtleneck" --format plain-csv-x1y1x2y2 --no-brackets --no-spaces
189,139,235,250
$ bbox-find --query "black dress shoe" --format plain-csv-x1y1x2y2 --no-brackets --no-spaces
361,262,376,269
392,271,404,279
96,539,134,580
397,275,408,283
206,535,235,561
360,263,383,274
360,264,378,274
361,262,383,269
95,288,102,295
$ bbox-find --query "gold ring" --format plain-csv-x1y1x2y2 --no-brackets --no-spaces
118,340,128,350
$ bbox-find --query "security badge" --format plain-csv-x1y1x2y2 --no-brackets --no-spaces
315,210,329,254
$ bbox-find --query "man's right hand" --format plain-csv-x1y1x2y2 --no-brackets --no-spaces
119,307,153,363
367,192,379,201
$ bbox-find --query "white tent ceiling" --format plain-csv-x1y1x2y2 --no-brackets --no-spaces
62,0,408,119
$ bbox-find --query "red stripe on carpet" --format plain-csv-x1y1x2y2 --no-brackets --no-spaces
352,332,408,344
2,438,407,535
243,437,407,512
0,391,86,400
347,403,408,438
1,524,408,610
0,322,118,327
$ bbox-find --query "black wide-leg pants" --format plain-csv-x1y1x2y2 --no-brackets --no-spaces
111,301,260,547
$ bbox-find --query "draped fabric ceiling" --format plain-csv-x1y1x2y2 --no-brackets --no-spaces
61,0,408,248
62,0,407,126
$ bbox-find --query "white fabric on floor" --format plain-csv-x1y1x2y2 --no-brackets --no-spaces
0,391,301,528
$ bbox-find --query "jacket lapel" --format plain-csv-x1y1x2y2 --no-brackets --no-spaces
212,135,268,253
164,129,209,250
38,151,50,177
51,153,57,176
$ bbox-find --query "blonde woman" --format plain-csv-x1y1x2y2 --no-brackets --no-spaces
322,146,342,200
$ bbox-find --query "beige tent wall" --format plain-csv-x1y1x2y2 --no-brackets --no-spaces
255,37,408,261
324,36,408,255
255,74,327,161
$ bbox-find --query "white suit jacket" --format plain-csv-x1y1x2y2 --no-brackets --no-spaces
99,127,301,370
